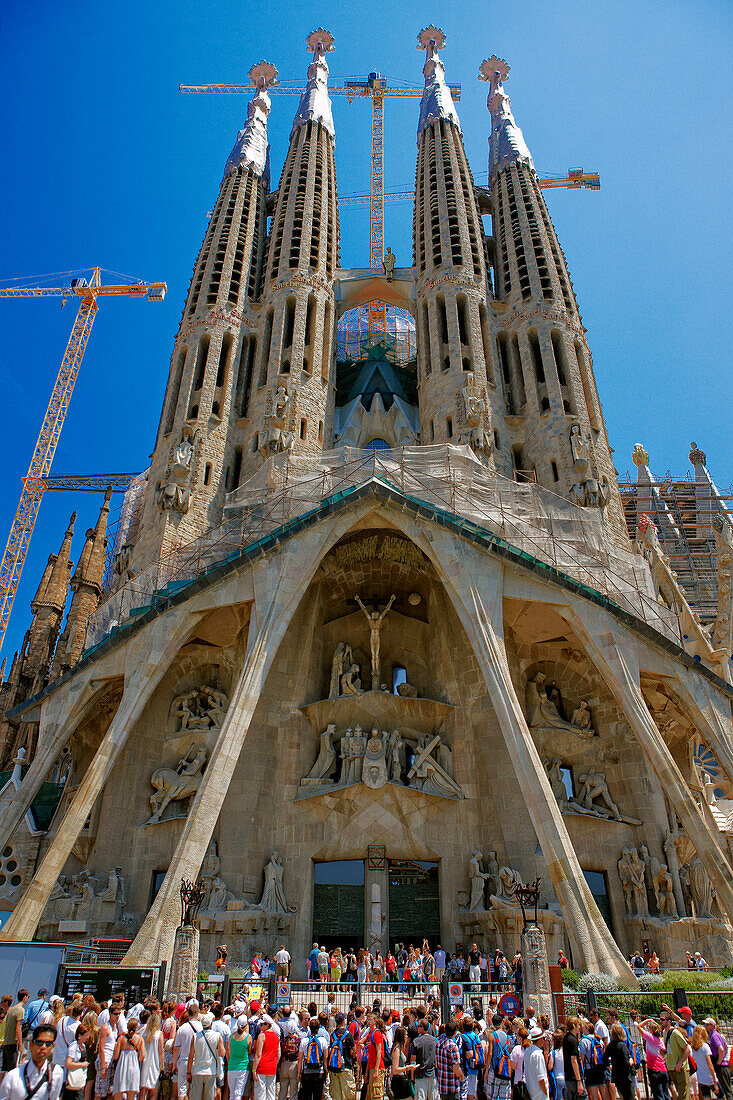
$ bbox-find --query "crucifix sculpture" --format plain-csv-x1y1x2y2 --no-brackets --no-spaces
355,593,396,689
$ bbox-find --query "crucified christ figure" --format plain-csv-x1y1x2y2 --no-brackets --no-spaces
355,593,396,690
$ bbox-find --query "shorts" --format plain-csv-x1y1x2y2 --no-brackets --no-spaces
700,1087,716,1100
178,1068,190,1098
585,1068,606,1089
2,1045,19,1072
487,1075,512,1100
319,965,329,974
94,1059,114,1099
466,1074,478,1096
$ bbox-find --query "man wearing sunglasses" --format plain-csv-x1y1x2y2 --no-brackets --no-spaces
0,1025,64,1100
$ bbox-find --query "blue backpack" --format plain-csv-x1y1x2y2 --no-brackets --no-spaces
466,1033,485,1069
304,1038,324,1074
492,1034,512,1079
585,1038,604,1069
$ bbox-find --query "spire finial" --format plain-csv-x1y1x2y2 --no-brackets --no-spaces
632,443,649,467
290,29,335,140
416,26,461,137
689,441,707,467
223,59,278,179
479,53,534,178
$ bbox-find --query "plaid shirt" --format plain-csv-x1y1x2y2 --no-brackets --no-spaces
436,1035,462,1095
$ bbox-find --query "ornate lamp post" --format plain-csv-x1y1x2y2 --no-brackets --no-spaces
512,878,541,929
168,878,207,1002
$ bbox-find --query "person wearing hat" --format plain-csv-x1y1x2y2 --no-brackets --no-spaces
703,1019,732,1100
187,1013,224,1100
524,1029,549,1100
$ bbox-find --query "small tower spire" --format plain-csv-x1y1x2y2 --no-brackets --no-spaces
291,29,335,139
479,56,534,178
38,512,76,611
224,61,278,181
417,27,461,137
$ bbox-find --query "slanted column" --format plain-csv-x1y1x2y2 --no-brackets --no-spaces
429,533,634,980
0,615,197,942
567,611,733,922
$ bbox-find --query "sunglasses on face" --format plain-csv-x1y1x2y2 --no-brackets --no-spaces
32,1040,54,1048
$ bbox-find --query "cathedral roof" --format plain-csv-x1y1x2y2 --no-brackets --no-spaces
417,27,461,137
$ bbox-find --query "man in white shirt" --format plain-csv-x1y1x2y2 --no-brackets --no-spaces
275,947,291,982
174,1002,203,1099
0,1025,64,1100
53,1004,82,1069
523,1030,549,1100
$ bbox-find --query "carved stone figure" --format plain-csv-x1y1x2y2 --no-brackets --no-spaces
340,660,363,696
569,422,591,472
573,766,621,819
351,726,366,782
407,733,462,797
171,687,229,732
570,475,611,510
653,864,678,917
570,700,593,732
262,385,293,454
355,593,396,689
437,740,453,778
621,847,649,915
525,672,594,737
362,727,389,789
468,849,490,911
301,723,337,786
397,681,418,698
490,866,522,908
686,856,713,918
257,851,292,914
329,642,351,699
544,757,569,810
156,426,197,514
206,875,234,912
147,744,207,824
459,372,491,453
381,247,396,281
100,867,124,905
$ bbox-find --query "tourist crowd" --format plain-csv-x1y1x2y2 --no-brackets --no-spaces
1,982,731,1100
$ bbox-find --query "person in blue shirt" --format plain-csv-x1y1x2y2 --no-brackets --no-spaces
434,946,446,983
23,991,49,1031
308,944,321,987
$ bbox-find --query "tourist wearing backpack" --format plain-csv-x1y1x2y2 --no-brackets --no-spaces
327,1015,356,1100
486,1017,513,1100
298,1020,328,1100
460,1019,484,1100
579,1022,605,1100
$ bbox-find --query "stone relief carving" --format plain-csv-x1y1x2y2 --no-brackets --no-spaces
525,672,595,738
456,372,492,455
171,686,229,732
40,867,126,931
146,744,207,824
653,864,678,917
683,856,714,918
568,423,610,510
618,846,649,916
355,593,396,690
156,425,199,514
300,726,461,799
490,865,523,909
468,849,491,912
257,851,296,914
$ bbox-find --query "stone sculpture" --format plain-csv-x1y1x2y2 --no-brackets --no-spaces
156,426,197,514
568,423,610,510
407,733,462,797
468,849,490,911
355,593,396,689
262,384,293,454
544,757,569,810
329,642,351,699
147,744,207,824
205,875,234,913
618,846,649,915
171,687,229,732
381,247,396,281
257,851,293,914
573,767,621,819
653,864,678,917
301,724,338,785
685,856,714,918
490,866,523,908
362,728,389,789
340,660,363,696
525,672,595,738
459,372,491,453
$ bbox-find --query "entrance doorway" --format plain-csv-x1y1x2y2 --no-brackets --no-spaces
388,860,440,948
583,869,614,935
313,860,364,949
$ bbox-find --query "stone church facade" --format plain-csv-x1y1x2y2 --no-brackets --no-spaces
1,29,733,980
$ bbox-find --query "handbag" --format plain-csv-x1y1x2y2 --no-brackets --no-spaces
391,1076,414,1099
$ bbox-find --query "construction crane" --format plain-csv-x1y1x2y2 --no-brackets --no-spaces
180,69,460,337
0,269,166,657
42,473,139,493
340,168,601,207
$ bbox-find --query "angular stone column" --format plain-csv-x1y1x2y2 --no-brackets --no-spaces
566,611,733,923
167,926,200,1002
123,523,340,968
428,534,634,982
0,616,195,942
521,924,554,1025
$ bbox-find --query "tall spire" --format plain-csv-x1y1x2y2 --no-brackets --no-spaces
291,29,335,139
417,27,461,136
223,61,278,181
37,512,75,612
479,56,534,178
70,487,111,593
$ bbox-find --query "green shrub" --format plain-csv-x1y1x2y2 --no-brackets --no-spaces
562,969,581,990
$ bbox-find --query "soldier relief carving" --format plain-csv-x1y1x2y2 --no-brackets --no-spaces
568,422,610,510
456,372,492,455
156,425,199,514
261,383,295,454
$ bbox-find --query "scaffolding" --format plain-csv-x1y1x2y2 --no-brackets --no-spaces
87,445,682,652
337,304,416,365
618,473,733,623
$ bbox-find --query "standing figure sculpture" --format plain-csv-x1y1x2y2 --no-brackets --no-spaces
468,849,490,912
257,851,291,914
355,593,396,689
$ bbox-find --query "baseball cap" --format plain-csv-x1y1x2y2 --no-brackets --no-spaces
237,1014,248,1028
261,1014,275,1027
703,1017,716,1026
679,1007,692,1017
250,1000,261,1013
529,1027,544,1041
187,999,199,1010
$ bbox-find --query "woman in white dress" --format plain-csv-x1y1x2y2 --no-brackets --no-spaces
139,1009,164,1100
113,1017,144,1100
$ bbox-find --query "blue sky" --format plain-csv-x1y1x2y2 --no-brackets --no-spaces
1,0,731,660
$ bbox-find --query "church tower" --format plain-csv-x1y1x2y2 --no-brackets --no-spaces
242,30,339,475
52,488,112,678
480,57,628,542
132,62,278,568
0,514,75,765
413,28,504,464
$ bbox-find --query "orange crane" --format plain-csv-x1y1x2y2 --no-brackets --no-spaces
180,68,461,338
0,268,167,656
340,168,601,207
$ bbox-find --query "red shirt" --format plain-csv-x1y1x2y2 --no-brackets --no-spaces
367,1029,385,1071
257,1029,279,1075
